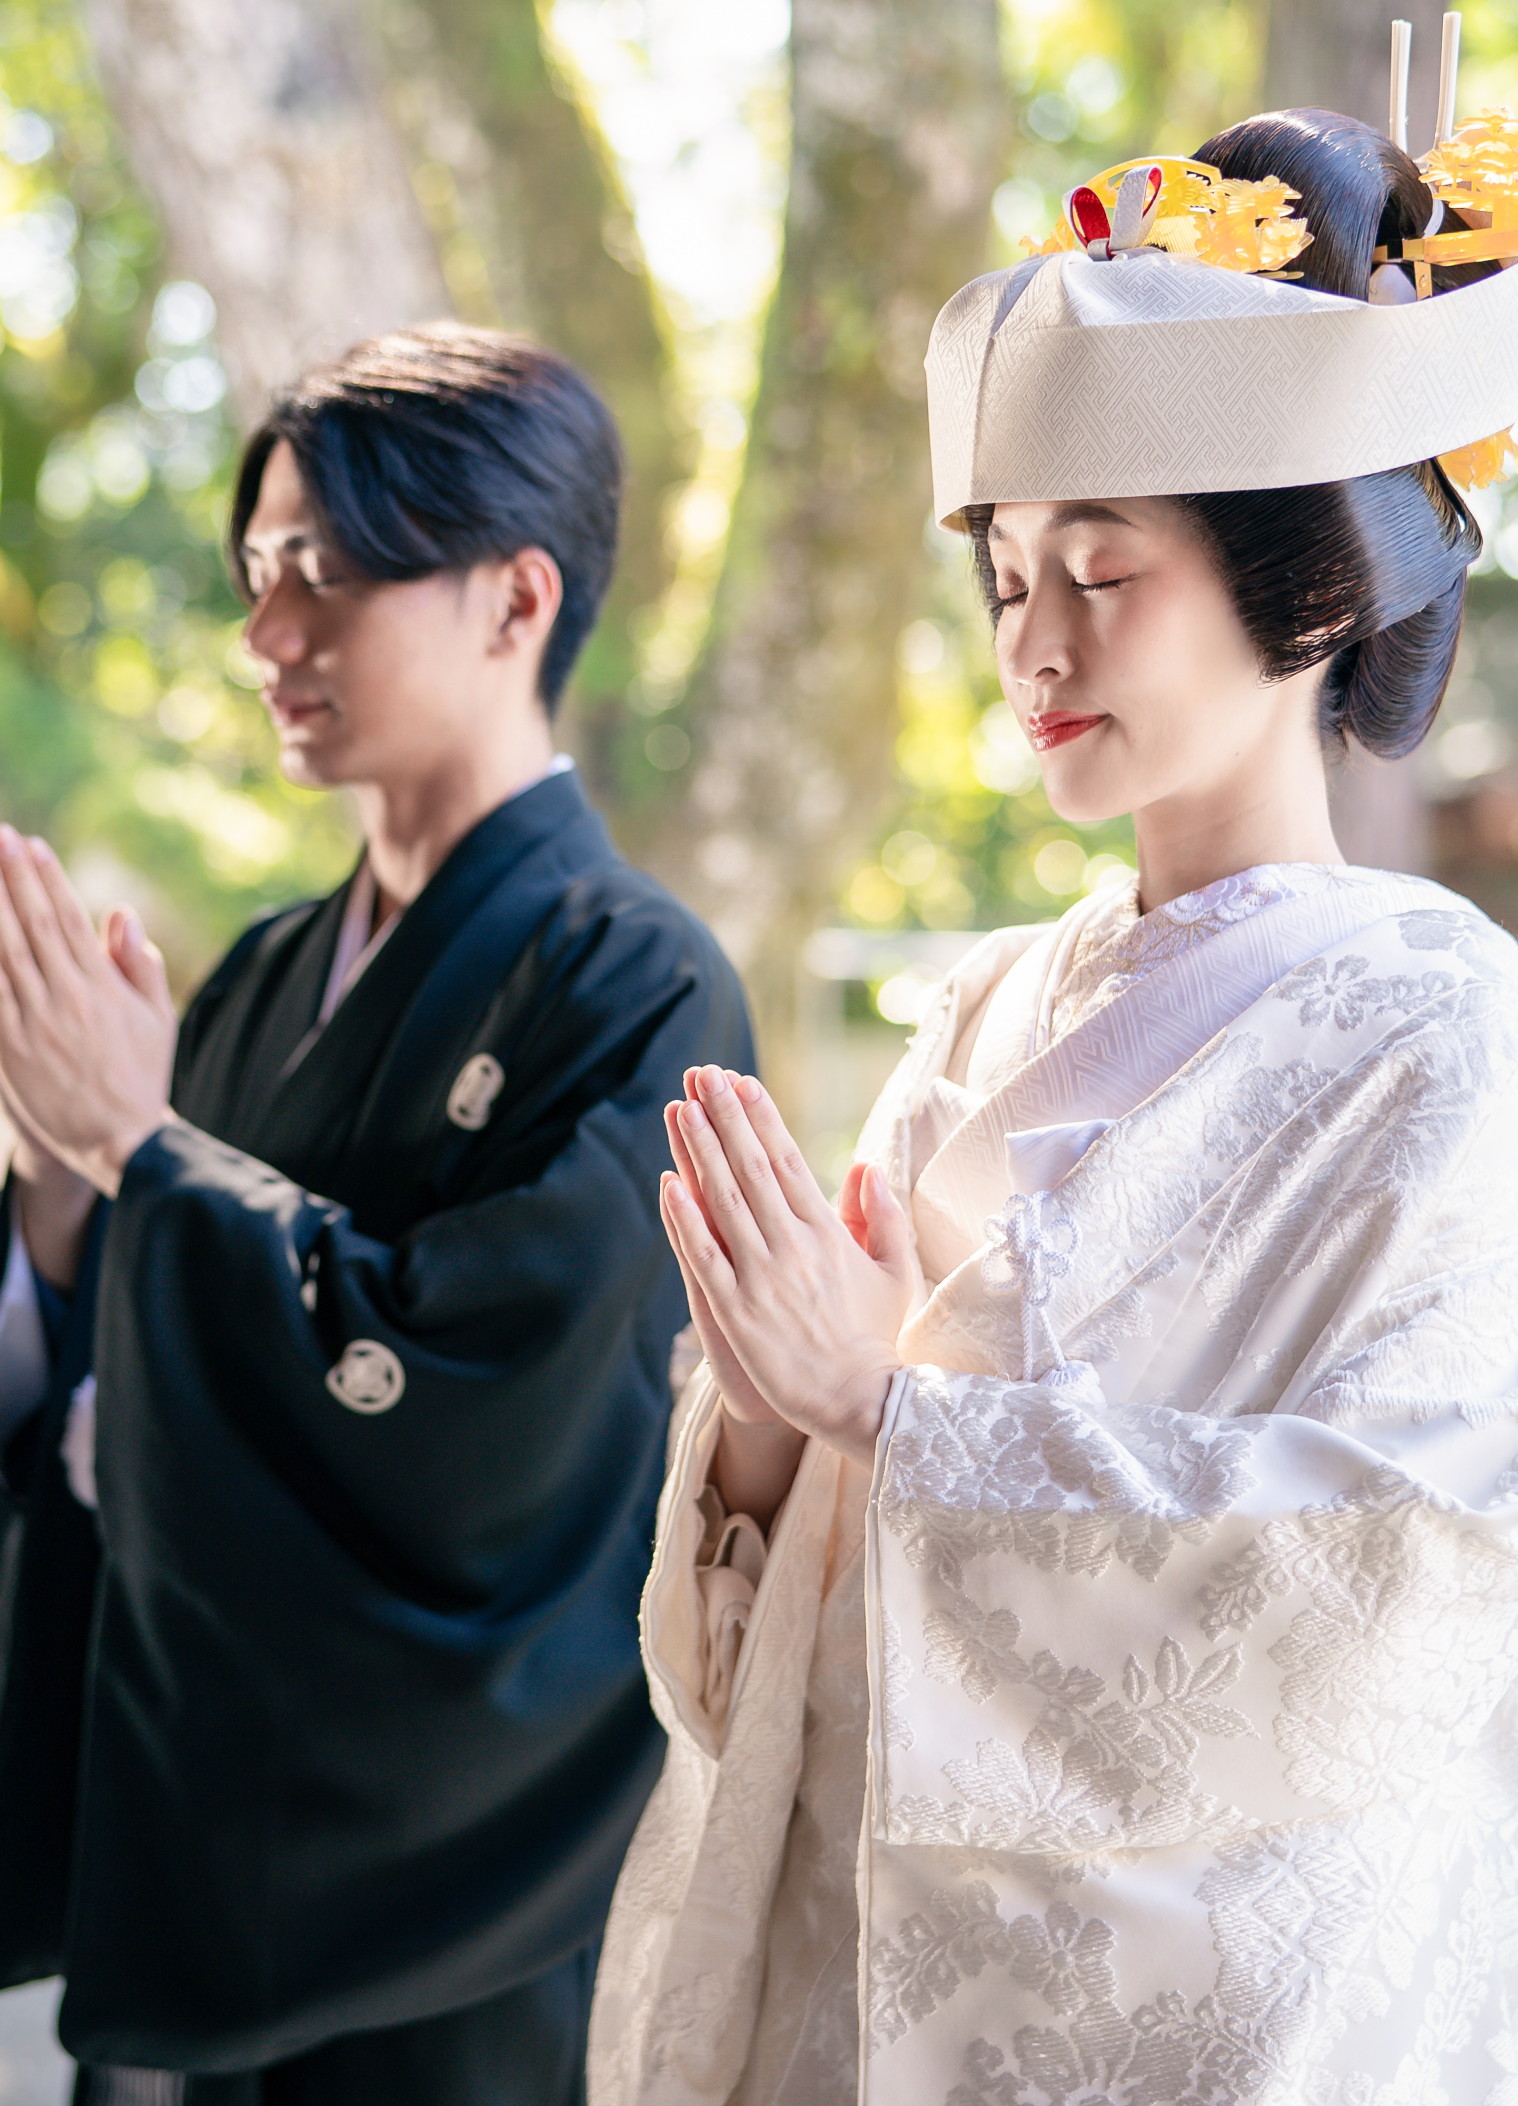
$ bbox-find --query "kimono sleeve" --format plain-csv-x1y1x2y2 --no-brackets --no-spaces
0,1187,52,1451
866,1093,1518,1865
96,927,749,1606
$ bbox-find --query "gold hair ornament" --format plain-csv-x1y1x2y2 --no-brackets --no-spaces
1371,14,1518,484
1022,157,1314,277
1380,102,1518,483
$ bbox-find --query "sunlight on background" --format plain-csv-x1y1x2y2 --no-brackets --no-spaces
0,0,355,983
547,0,790,725
550,0,789,332
4,0,1518,1004
546,0,1145,965
543,0,1518,1004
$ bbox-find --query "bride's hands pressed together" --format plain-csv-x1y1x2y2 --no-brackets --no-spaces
660,1064,913,1479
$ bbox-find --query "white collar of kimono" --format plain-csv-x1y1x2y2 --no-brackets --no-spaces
903,862,1437,1301
316,754,575,1028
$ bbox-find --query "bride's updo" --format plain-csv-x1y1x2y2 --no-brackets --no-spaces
1187,108,1489,757
972,110,1492,758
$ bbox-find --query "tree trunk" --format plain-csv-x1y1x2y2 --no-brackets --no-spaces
660,0,1006,1106
1263,0,1449,876
1264,0,1450,148
398,0,692,812
90,0,687,837
88,0,451,424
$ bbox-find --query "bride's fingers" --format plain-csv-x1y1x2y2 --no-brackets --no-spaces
661,1180,734,1364
838,1160,870,1251
665,1101,728,1251
661,1178,721,1319
723,1073,832,1226
689,1066,797,1243
674,1097,769,1262
663,1203,782,1426
858,1163,913,1282
661,1171,740,1299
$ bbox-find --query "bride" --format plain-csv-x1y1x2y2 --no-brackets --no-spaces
590,102,1518,2106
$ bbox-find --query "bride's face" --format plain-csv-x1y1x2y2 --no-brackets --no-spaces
986,497,1315,825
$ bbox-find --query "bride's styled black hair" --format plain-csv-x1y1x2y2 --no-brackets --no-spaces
971,109,1491,757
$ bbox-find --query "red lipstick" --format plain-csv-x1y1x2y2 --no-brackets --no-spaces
1026,711,1106,752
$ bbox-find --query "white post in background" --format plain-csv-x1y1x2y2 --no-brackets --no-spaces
1265,0,1460,872
1435,12,1462,145
1389,18,1412,148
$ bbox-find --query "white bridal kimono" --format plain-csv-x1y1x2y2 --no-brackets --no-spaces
589,863,1518,2106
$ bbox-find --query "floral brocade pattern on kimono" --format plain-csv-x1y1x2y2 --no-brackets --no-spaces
589,866,1518,2106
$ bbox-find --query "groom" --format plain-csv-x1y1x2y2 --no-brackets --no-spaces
0,325,751,2105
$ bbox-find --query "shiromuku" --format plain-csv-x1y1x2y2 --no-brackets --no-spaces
588,85,1518,2106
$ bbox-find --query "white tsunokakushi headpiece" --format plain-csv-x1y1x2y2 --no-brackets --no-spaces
925,12,1518,524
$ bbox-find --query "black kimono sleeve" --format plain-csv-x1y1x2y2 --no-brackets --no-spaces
0,1203,107,1990
58,875,753,2072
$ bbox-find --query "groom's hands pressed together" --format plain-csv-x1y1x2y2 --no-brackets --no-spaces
0,826,177,1197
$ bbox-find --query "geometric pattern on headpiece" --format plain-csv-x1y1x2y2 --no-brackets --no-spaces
925,243,1518,522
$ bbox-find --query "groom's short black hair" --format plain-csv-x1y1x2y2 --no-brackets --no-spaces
230,324,622,711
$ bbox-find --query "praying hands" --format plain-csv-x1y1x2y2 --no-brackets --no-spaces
0,826,177,1198
659,1063,913,1518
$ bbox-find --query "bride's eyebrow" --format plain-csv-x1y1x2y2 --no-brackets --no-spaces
1047,502,1134,531
987,502,1135,552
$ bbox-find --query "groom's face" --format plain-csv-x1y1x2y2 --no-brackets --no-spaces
238,440,554,792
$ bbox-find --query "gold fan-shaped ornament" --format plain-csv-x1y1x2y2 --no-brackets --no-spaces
1400,107,1518,485
1021,157,1314,276
1424,108,1518,239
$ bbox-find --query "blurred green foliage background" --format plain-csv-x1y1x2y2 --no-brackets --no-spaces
0,0,354,985
4,0,1518,1003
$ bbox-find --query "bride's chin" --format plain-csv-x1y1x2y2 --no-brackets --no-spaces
1039,769,1128,827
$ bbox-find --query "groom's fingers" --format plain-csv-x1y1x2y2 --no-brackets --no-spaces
0,961,23,1046
25,838,103,977
0,862,47,1014
0,830,76,984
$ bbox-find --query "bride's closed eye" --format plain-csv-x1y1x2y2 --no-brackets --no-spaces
996,570,1136,609
1071,572,1136,594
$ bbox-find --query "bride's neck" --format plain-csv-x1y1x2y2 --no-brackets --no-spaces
1132,711,1343,913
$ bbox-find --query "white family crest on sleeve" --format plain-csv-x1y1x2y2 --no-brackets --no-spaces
447,1051,506,1131
325,1340,405,1414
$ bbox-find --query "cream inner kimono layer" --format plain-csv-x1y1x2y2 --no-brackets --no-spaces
590,864,1518,2106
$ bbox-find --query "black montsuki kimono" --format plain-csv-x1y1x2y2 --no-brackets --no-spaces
0,767,752,2074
